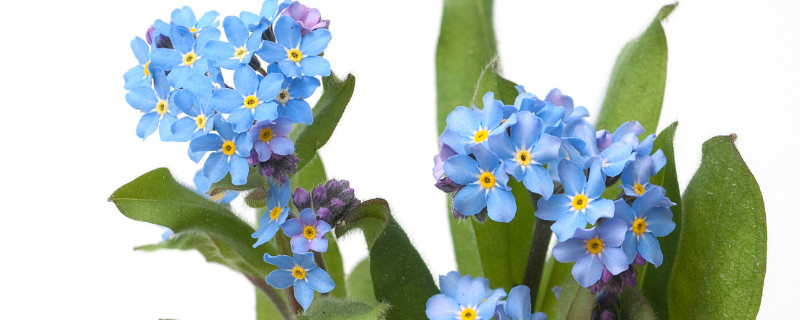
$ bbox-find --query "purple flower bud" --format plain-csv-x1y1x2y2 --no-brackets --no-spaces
316,207,331,220
293,187,311,210
282,1,330,36
601,267,613,283
312,185,327,204
254,154,299,184
435,177,463,193
600,310,616,320
325,179,339,190
330,198,345,209
433,141,457,180
145,27,156,45
633,252,646,266
596,130,613,152
620,267,637,288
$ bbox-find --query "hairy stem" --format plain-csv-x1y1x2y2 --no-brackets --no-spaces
245,274,293,320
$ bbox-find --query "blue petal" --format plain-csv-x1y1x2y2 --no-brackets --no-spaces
223,16,248,47
257,73,284,101
439,129,472,154
252,221,280,247
229,156,249,185
294,279,314,310
306,268,335,293
214,117,236,140
211,89,244,113
282,218,303,237
299,28,331,56
278,60,301,78
130,37,150,64
289,76,319,98
190,134,223,153
445,106,481,138
522,165,554,199
228,108,255,133
443,154,480,185
456,276,485,307
439,271,462,298
646,207,675,237
234,132,253,156
234,66,258,96
550,210,585,241
637,233,664,267
136,112,160,139
300,56,331,77
598,219,627,247
552,238,587,263
572,254,603,287
264,253,296,269
196,11,220,29
633,188,664,216
509,111,542,150
291,236,311,253
195,28,221,52
600,247,630,275
453,184,487,216
299,208,316,226
504,286,531,320
487,188,516,222
270,137,295,155
256,41,287,63
284,99,312,124
125,86,157,110
295,252,317,270
584,198,614,225
203,152,229,183
171,6,197,29
622,233,637,264
158,114,178,141
265,269,295,289
558,160,586,197
152,69,171,100
535,194,570,221
471,144,501,172
585,161,606,199
487,130,515,160
530,134,560,165
274,16,301,48
425,295,460,320
169,25,195,54
476,289,507,319
203,40,235,61
613,199,635,223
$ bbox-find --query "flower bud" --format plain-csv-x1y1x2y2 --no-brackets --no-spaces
293,187,310,210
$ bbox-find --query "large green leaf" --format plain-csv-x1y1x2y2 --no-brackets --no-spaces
110,168,274,278
619,288,657,320
290,73,356,172
210,166,270,196
595,4,676,135
297,297,389,320
668,135,766,318
256,288,287,320
323,233,347,299
436,0,497,276
336,199,438,320
136,232,261,277
535,259,573,317
638,122,681,317
555,277,593,320
346,258,376,303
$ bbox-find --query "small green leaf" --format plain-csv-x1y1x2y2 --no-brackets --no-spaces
595,3,676,135
470,59,519,107
290,73,356,172
323,233,347,298
668,135,767,318
555,277,594,320
638,122,682,317
336,199,438,320
619,288,657,320
346,258,376,303
109,168,275,278
297,297,389,320
291,153,327,191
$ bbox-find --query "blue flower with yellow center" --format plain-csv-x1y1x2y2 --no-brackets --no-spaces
264,252,334,311
552,219,629,287
124,68,179,141
425,273,506,320
204,16,267,70
189,117,253,185
282,208,331,253
536,160,615,241
613,189,675,266
170,6,220,35
256,15,331,78
274,75,319,124
211,66,283,132
440,92,517,155
488,111,561,199
566,123,635,177
252,180,291,247
150,24,220,88
444,144,517,222
171,88,218,143
240,0,291,30
248,117,294,162
123,37,154,90
619,155,666,198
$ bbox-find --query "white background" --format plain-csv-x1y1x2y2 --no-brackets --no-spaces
1,0,798,319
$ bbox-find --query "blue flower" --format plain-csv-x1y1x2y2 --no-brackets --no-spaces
252,180,291,247
256,15,331,78
282,208,331,253
171,89,218,142
440,92,517,154
536,160,614,241
189,117,253,185
264,252,334,310
613,189,675,266
240,0,292,30
552,219,629,287
426,273,506,320
170,6,220,34
248,117,295,162
150,24,220,87
204,16,267,70
619,155,665,197
193,169,238,203
125,68,179,141
444,144,517,222
488,111,560,199
123,37,154,89
566,123,635,177
494,286,547,320
211,66,283,132
274,76,319,124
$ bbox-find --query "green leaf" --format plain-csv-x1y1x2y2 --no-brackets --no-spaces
109,168,275,278
297,297,389,320
595,3,676,135
619,288,657,320
638,122,682,317
436,0,497,276
256,288,287,320
346,258,376,303
290,73,356,172
323,232,347,298
535,259,573,316
290,153,327,191
209,166,270,196
555,277,594,320
470,59,519,107
136,232,261,277
336,199,438,320
668,135,766,319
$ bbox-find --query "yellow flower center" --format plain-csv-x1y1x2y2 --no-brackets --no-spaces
244,95,259,109
195,115,207,129
572,194,588,211
156,100,168,115
189,27,197,33
291,265,306,280
633,182,645,195
632,218,647,235
276,90,291,105
269,207,281,220
143,61,151,76
259,128,274,142
234,47,248,60
182,52,197,65
461,308,476,320
586,238,604,254
479,171,495,189
473,129,489,143
515,149,532,166
303,226,317,240
222,141,236,156
287,48,303,62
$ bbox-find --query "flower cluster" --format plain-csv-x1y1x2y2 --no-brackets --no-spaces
124,0,331,186
426,271,546,320
433,88,676,290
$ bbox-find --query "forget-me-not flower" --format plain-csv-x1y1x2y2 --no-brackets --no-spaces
283,208,331,253
426,273,506,320
264,252,334,310
613,189,675,266
248,117,295,162
444,144,517,222
189,117,254,184
125,68,179,141
274,75,319,124
256,15,331,78
552,219,629,287
204,16,267,70
440,92,517,154
252,180,291,247
211,66,283,132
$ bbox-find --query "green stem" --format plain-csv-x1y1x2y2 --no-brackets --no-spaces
245,274,293,320
521,184,561,308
